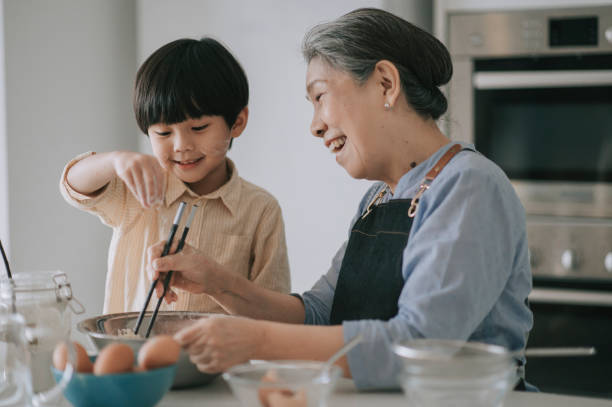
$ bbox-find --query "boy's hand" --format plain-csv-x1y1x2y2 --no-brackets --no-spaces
146,241,229,303
112,151,166,208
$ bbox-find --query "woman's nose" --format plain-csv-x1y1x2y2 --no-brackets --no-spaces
173,131,193,152
310,115,327,138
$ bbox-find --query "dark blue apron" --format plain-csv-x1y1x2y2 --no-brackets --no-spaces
329,196,412,324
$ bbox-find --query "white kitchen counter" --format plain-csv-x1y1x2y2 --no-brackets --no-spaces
159,377,612,407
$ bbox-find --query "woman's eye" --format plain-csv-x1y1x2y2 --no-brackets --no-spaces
192,124,209,131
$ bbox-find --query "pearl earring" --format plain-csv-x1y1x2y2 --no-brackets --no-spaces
384,102,390,110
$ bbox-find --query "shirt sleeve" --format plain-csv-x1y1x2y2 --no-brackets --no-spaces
342,165,527,389
248,199,291,294
59,151,127,228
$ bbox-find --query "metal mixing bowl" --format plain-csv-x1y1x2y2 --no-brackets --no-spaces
77,311,219,388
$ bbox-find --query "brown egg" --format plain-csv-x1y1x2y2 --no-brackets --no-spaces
93,343,135,375
258,369,297,407
137,335,180,370
52,341,94,373
267,389,307,407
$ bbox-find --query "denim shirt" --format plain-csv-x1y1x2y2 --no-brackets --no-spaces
301,142,533,390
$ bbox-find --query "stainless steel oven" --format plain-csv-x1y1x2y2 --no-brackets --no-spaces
447,5,612,398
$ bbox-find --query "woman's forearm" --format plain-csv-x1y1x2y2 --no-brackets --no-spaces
66,152,117,195
213,272,306,324
255,322,350,376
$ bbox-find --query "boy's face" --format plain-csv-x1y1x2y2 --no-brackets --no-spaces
148,110,247,195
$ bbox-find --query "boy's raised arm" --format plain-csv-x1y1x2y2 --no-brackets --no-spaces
66,151,117,195
67,151,165,209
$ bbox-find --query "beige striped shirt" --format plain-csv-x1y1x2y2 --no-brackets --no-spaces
60,152,290,314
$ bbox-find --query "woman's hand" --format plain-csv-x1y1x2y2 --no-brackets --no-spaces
147,241,228,303
174,315,264,373
112,151,166,208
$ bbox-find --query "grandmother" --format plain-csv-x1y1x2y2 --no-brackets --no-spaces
148,7,533,390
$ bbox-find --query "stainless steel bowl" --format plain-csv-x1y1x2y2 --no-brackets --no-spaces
77,311,219,388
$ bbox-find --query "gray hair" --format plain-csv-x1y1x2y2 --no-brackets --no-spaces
302,8,452,120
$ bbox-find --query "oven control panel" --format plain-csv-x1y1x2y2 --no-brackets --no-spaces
449,5,612,57
527,218,612,280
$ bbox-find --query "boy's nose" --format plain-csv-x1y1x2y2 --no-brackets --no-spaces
310,115,327,138
173,131,194,151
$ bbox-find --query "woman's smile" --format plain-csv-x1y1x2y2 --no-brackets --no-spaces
327,136,347,154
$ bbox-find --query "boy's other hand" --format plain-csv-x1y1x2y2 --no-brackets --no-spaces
112,151,166,208
146,241,229,302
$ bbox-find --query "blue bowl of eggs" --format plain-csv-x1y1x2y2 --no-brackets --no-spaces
52,336,178,407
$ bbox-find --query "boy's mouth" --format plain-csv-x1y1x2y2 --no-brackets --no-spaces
172,157,204,167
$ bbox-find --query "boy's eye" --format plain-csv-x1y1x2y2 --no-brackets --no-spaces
192,124,209,131
155,131,171,136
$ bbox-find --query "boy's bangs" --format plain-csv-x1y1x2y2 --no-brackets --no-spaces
144,71,216,128
134,37,248,134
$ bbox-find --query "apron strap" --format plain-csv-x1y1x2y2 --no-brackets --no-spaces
408,143,463,218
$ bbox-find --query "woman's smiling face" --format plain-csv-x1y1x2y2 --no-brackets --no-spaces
306,57,386,180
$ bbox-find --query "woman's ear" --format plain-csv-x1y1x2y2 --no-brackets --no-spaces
230,106,249,139
373,60,401,109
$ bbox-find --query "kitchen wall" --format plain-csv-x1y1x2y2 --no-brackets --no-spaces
0,1,432,328
1,0,138,333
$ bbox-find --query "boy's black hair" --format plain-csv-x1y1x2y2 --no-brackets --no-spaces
134,37,249,139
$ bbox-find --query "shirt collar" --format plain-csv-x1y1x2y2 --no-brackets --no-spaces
164,158,241,216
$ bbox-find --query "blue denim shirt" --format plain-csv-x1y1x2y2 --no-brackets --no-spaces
301,142,533,390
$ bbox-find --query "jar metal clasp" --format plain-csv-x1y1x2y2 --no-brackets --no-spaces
53,272,85,314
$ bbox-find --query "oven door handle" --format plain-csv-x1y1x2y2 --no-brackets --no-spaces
529,288,612,307
473,70,612,89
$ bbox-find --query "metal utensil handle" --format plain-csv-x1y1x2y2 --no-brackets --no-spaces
321,334,363,372
523,347,596,357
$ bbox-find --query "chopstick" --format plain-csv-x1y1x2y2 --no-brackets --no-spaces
0,239,17,313
0,239,12,279
145,203,199,338
133,201,187,335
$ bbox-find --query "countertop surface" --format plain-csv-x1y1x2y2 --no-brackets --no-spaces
159,377,612,406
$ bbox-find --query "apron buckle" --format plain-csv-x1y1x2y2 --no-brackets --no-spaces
361,187,388,219
408,182,430,218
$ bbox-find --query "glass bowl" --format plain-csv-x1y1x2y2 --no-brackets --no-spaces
77,311,217,388
392,339,518,407
223,361,342,407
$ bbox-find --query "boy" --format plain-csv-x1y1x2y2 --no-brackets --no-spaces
60,37,290,314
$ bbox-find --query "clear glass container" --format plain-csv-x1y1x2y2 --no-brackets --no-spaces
223,361,342,407
0,271,83,392
392,339,518,407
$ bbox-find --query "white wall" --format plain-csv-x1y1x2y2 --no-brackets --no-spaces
2,0,137,330
136,0,433,293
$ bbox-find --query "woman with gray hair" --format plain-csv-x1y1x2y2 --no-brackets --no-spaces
148,8,533,390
